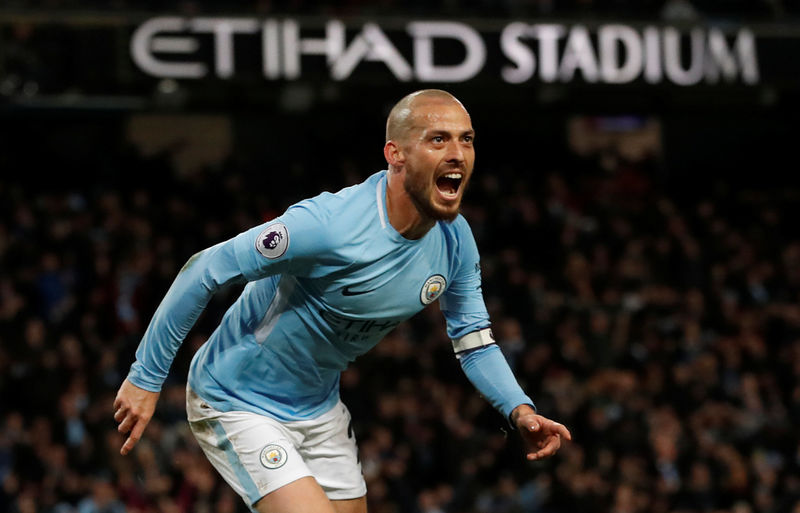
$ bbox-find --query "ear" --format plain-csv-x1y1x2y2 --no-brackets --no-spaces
384,140,405,168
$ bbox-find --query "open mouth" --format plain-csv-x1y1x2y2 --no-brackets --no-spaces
435,172,463,198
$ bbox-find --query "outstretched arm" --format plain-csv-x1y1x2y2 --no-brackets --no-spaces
458,342,571,460
437,217,571,459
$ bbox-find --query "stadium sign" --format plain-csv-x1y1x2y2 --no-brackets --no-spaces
131,17,759,85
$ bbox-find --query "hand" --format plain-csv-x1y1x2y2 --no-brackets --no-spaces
511,404,572,461
113,378,160,455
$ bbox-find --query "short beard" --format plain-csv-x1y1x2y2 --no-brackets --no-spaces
403,173,459,223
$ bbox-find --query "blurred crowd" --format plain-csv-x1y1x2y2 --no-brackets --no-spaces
1,114,800,513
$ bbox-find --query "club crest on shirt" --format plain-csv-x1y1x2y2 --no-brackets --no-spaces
255,223,289,259
260,444,288,469
420,274,446,305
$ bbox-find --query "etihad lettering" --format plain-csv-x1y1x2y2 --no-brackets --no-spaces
318,309,400,341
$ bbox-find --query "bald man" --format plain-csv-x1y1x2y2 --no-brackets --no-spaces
114,89,570,513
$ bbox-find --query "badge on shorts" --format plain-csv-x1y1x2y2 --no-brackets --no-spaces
255,223,289,259
260,444,288,469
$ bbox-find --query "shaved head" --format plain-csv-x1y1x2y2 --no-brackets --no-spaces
386,89,467,143
382,89,475,233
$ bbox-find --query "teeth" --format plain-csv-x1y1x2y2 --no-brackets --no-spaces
443,173,462,179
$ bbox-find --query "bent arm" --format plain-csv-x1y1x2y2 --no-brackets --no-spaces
127,202,331,392
127,239,248,391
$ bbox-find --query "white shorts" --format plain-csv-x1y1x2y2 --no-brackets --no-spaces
186,387,366,508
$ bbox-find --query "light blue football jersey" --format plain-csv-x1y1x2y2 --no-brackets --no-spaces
128,170,497,421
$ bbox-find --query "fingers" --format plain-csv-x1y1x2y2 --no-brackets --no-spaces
121,421,146,456
113,380,160,456
114,399,149,455
526,418,571,440
522,418,573,461
117,411,137,435
117,410,149,455
527,433,562,461
552,421,572,441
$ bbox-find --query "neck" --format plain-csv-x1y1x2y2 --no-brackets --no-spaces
385,169,435,240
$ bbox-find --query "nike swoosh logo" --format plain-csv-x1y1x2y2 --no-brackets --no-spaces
342,285,376,296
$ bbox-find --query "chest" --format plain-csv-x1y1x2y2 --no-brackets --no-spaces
307,233,457,318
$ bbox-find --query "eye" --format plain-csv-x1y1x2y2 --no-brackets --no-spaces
432,135,444,143
463,134,474,143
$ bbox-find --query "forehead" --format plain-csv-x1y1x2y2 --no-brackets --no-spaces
408,99,472,133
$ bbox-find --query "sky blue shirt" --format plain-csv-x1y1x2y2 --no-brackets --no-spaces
128,170,532,421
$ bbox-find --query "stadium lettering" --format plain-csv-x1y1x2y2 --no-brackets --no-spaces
501,23,759,85
131,17,759,85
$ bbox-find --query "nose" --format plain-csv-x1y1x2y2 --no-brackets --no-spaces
445,139,465,165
